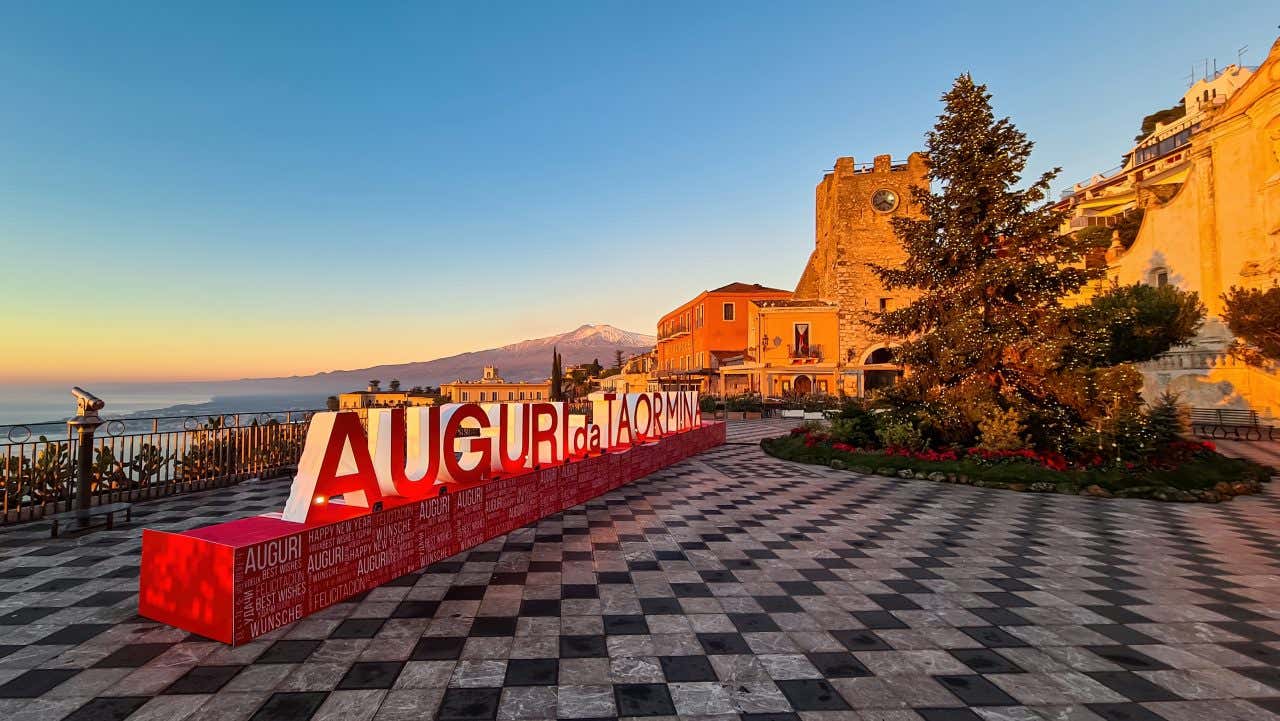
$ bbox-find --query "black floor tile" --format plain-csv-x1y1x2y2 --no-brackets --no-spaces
438,687,502,720
250,691,329,721
337,661,404,690
853,610,909,629
411,636,466,660
1085,646,1171,671
1087,672,1180,702
470,617,517,637
697,632,752,655
93,643,173,668
164,665,244,694
755,596,804,613
831,629,893,652
659,654,717,682
505,658,558,686
777,581,823,596
392,600,441,618
806,652,871,678
519,599,561,617
444,585,487,601
562,584,599,599
62,696,151,721
917,709,984,721
640,597,682,615
329,618,384,639
867,593,921,611
774,678,851,711
1088,625,1161,646
559,635,608,658
961,626,1029,648
0,607,58,625
613,683,677,717
34,623,111,645
970,607,1030,626
72,591,136,608
257,639,322,664
729,613,780,633
0,668,79,698
1085,703,1170,721
934,674,1018,706
603,614,649,635
949,648,1024,674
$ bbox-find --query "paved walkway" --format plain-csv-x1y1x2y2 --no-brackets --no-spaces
0,420,1277,721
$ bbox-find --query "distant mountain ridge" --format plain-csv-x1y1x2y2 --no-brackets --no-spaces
218,324,655,396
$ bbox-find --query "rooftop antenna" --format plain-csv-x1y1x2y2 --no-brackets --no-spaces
1237,45,1248,66
1187,66,1197,89
1202,58,1209,82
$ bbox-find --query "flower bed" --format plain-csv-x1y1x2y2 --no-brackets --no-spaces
764,427,1273,503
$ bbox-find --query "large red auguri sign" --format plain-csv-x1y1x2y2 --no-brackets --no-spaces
139,392,724,645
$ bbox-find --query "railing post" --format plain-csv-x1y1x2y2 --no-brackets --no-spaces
66,387,105,518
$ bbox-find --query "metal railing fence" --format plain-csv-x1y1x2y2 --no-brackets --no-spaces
0,410,319,525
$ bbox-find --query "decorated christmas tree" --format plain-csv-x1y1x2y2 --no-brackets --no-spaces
869,75,1108,446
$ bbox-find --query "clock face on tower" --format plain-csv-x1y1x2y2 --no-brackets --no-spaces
871,188,898,213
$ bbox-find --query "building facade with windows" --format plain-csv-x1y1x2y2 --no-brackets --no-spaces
655,282,793,393
655,156,926,399
439,366,552,403
338,380,443,410
717,299,843,396
1057,38,1280,416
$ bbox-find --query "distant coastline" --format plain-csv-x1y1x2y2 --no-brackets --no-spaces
0,387,324,428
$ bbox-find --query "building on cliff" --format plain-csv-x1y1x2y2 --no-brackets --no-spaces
1058,37,1280,416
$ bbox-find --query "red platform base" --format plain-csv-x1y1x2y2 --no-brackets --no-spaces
139,422,725,645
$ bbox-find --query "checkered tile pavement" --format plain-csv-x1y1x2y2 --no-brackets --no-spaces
0,419,1277,721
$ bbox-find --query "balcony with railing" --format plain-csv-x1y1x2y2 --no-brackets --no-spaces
789,344,824,362
657,320,691,341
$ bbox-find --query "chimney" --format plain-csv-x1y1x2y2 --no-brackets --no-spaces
368,380,381,393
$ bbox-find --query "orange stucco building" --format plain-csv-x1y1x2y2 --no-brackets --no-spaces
655,282,792,393
718,298,844,396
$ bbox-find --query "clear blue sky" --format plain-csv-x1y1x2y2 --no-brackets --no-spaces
2,1,1276,381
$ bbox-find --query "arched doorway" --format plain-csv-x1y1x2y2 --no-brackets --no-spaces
865,347,895,364
862,346,902,393
793,375,813,396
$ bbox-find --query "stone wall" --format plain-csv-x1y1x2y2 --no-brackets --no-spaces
794,153,928,365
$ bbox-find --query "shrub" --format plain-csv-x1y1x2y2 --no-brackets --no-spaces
875,420,926,451
1144,391,1186,447
1222,284,1280,363
1066,282,1205,367
828,401,878,447
977,407,1026,451
699,396,719,413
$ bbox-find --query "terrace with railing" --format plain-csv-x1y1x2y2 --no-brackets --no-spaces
0,392,600,526
0,400,320,525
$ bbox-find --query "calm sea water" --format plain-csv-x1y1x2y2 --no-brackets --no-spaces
0,384,214,426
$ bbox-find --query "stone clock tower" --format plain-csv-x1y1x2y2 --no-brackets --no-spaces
794,153,928,384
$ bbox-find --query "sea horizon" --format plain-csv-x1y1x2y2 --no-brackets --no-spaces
0,383,326,427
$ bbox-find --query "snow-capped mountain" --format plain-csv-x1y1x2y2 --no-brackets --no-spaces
204,324,656,397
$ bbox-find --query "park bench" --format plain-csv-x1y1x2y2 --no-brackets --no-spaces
47,502,133,538
1189,408,1278,442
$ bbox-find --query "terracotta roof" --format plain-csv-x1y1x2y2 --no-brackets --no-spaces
708,282,791,294
751,299,837,308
